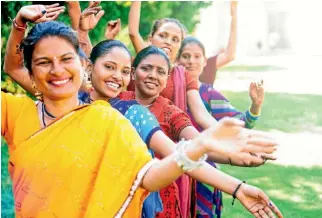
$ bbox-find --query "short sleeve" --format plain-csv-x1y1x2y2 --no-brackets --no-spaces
124,105,161,147
185,70,198,91
199,55,218,85
1,92,25,138
168,104,193,141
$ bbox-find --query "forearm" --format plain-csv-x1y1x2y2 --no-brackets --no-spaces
4,15,34,94
128,1,146,53
66,1,81,30
78,29,92,57
187,90,218,130
186,162,241,195
225,15,237,61
142,139,207,192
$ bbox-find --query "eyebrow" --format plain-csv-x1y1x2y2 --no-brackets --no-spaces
33,52,75,62
103,60,131,69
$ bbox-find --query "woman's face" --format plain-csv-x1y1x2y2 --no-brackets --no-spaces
91,47,131,99
134,54,169,98
177,42,207,79
31,36,83,100
149,22,182,63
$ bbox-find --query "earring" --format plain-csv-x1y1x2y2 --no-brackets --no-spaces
83,70,93,91
31,81,43,101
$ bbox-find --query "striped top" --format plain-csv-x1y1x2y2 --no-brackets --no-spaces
197,83,260,128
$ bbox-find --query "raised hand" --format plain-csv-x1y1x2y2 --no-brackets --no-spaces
79,1,105,31
105,18,121,40
249,80,265,106
16,3,65,25
237,183,283,218
199,117,277,160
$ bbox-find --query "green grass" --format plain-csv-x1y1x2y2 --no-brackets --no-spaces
220,164,322,218
222,91,322,132
220,65,286,72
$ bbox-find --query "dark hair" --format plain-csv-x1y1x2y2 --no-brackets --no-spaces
89,40,131,64
151,18,187,40
178,36,206,59
132,46,171,73
21,21,80,73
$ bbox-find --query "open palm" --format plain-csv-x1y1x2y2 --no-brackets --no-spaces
238,184,283,218
79,1,105,31
249,80,265,106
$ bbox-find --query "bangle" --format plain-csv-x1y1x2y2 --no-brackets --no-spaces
11,18,27,31
232,181,246,205
174,139,207,172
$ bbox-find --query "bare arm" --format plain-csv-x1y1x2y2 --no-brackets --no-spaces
187,89,218,129
66,1,81,30
4,4,65,95
128,1,147,54
78,2,105,57
143,119,282,217
215,1,237,69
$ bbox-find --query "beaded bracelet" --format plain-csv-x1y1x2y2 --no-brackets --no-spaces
10,18,27,31
174,139,208,172
232,181,246,205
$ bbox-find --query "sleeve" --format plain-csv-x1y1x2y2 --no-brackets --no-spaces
168,104,193,141
1,92,25,138
199,55,218,85
185,70,198,91
124,105,161,147
207,88,259,129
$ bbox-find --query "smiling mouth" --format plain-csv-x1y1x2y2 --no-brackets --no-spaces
162,47,171,53
145,82,158,89
49,78,71,86
106,81,121,90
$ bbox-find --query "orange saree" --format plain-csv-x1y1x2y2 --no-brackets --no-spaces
2,92,155,217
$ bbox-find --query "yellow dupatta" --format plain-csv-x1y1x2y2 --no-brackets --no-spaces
6,99,153,217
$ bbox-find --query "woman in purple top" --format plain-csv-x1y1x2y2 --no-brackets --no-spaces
177,36,265,218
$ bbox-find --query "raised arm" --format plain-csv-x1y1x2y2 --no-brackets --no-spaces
78,1,105,57
215,1,237,68
187,89,218,129
66,1,81,30
128,1,148,53
199,1,238,85
3,4,65,95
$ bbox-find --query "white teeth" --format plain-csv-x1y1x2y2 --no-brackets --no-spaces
51,79,69,85
106,82,120,89
163,48,170,53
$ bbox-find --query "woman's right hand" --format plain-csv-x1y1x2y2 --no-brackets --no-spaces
198,117,278,161
79,1,105,32
16,3,65,26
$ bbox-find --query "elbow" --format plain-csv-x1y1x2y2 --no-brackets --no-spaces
129,31,138,39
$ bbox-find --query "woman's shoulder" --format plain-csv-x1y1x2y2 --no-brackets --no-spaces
2,92,37,110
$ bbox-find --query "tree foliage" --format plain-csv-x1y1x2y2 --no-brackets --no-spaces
1,1,211,94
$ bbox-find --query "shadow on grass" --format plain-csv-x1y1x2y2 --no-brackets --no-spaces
221,163,322,218
219,65,286,72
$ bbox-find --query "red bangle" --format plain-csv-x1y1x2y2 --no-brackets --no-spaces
12,18,27,31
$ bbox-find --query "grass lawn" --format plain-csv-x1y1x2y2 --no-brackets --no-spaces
222,91,322,132
1,91,322,217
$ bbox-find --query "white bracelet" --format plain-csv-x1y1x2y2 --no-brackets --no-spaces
174,139,207,172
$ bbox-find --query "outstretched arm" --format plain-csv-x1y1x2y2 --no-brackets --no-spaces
128,1,148,54
187,89,218,129
3,4,65,95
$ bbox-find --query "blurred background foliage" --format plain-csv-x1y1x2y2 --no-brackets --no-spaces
1,1,211,95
